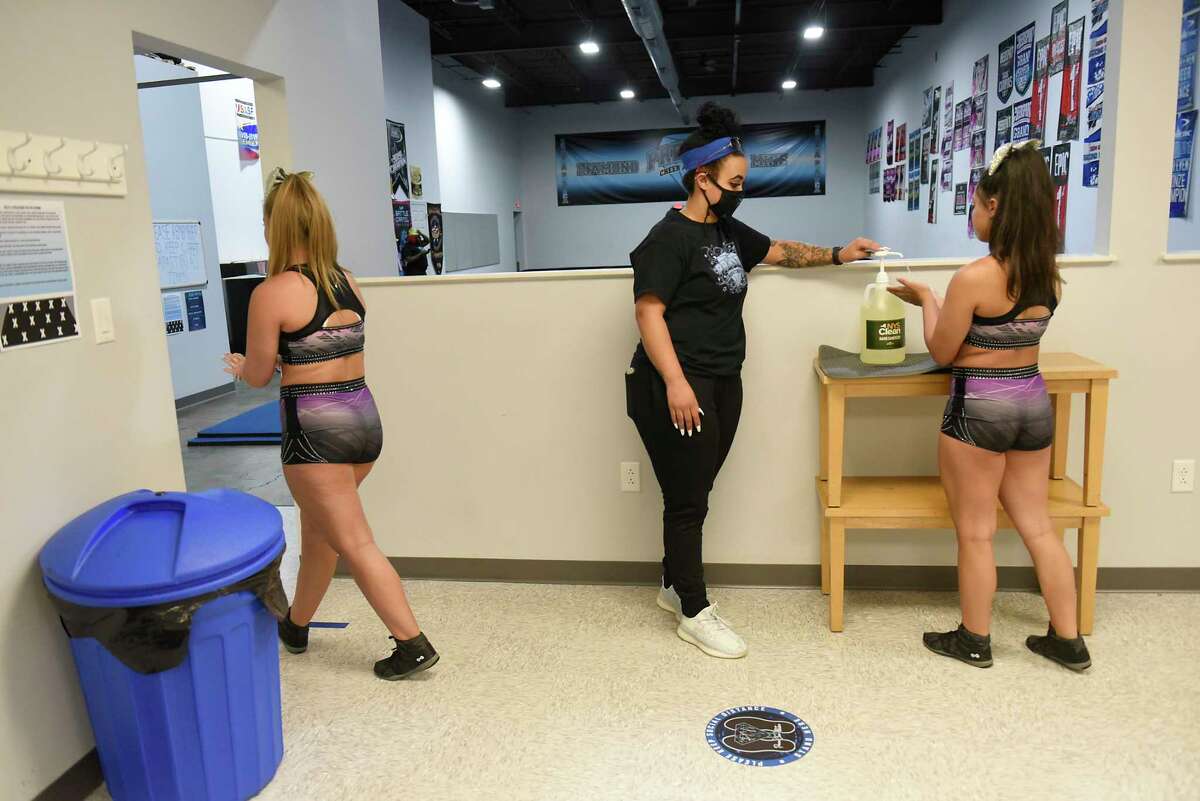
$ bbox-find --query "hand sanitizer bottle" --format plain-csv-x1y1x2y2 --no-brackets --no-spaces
860,249,906,365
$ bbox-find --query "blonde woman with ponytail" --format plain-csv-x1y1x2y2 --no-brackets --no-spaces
223,168,438,680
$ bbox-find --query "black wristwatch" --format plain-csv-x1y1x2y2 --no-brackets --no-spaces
831,246,843,266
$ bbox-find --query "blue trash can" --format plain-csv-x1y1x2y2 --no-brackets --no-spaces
39,489,287,801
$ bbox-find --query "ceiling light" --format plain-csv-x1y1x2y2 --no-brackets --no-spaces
482,77,502,89
579,40,600,55
781,78,798,90
803,24,825,40
620,88,636,99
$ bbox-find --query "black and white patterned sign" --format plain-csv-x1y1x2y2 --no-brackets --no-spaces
1,296,80,351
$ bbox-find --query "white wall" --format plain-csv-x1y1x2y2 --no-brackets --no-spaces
378,0,441,207
864,0,1101,257
134,56,233,402
432,62,521,273
1,2,391,795
192,64,269,264
516,91,869,270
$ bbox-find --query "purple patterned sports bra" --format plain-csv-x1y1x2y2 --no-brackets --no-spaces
277,265,366,365
965,293,1058,351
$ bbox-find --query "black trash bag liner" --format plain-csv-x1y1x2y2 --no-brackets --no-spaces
47,554,288,675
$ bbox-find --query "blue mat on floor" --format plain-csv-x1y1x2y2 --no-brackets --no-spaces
188,401,280,447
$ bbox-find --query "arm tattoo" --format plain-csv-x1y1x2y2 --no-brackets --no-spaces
771,240,834,269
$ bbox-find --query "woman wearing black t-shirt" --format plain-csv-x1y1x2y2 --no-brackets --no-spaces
626,102,878,658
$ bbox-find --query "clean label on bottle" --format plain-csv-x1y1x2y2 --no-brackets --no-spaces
866,318,905,350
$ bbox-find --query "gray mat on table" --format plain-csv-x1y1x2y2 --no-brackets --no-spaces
817,345,948,378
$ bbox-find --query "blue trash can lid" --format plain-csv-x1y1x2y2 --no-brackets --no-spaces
39,489,285,607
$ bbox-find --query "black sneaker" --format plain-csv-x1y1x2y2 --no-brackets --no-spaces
1026,625,1092,671
374,632,440,680
278,608,309,655
923,624,993,668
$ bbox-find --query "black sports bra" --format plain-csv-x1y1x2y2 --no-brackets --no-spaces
965,293,1058,351
277,265,366,365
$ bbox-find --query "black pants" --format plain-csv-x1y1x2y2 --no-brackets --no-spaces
625,361,743,618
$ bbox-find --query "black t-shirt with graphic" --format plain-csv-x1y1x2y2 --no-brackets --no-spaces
631,209,772,377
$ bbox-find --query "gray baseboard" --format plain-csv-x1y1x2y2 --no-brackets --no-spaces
337,558,1200,592
34,749,101,801
175,382,236,410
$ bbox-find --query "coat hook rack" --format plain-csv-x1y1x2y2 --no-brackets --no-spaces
7,132,34,173
44,137,67,175
78,141,100,177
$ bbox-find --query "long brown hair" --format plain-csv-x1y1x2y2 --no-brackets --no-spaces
263,169,343,307
975,145,1062,304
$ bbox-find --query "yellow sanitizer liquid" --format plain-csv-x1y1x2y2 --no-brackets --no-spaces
860,260,906,365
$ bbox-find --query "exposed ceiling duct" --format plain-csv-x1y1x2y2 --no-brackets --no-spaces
620,0,690,124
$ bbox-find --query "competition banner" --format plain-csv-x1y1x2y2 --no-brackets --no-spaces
1013,99,1033,142
1051,143,1071,252
955,100,970,151
1084,0,1108,188
1032,36,1051,141
928,160,939,223
555,121,826,205
887,120,895,164
921,130,932,184
968,167,984,238
998,35,1016,103
869,161,881,195
884,167,899,202
944,83,955,137
235,99,258,161
996,106,1014,151
866,126,883,164
971,130,988,169
1181,13,1198,112
1050,1,1069,75
973,55,989,96
1171,110,1198,218
941,135,954,191
896,123,908,163
1058,17,1085,142
931,86,942,150
954,183,969,215
972,93,988,133
1014,23,1036,96
907,125,922,211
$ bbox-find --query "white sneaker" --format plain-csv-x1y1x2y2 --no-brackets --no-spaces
656,583,682,619
676,604,748,659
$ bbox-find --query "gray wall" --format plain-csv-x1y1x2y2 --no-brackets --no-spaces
516,91,870,270
135,56,232,402
863,0,1102,256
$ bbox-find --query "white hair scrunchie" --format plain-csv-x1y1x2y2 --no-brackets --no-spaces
987,139,1042,176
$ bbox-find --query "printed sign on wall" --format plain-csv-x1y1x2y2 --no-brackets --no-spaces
1014,23,1036,96
1013,98,1033,143
998,35,1016,103
996,106,1014,151
1171,110,1198,218
1051,143,1071,251
1050,1,1069,75
235,99,258,162
1058,17,1085,141
1032,36,1052,141
954,183,969,215
886,120,895,165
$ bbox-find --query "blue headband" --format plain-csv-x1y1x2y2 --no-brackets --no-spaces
680,136,743,172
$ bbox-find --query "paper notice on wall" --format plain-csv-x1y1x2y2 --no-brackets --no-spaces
1014,23,1036,96
410,201,429,237
163,292,185,336
0,199,76,304
185,290,206,332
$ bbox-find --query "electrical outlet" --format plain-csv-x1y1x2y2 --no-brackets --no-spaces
1172,459,1195,493
620,461,641,493
91,297,115,343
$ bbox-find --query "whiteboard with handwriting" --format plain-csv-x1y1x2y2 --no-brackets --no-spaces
153,221,207,289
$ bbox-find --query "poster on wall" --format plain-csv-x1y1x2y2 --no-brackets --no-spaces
162,292,184,336
883,167,898,202
0,200,82,353
931,87,942,149
411,166,424,199
1187,0,1200,14
1085,0,1108,188
955,183,969,215
887,120,895,164
1032,36,1052,141
996,106,1014,151
971,130,988,169
972,94,988,134
866,126,883,163
955,100,970,150
896,123,908,163
921,130,932,184
427,203,444,275
1171,110,1198,218
907,126,922,211
1058,17,1085,141
1014,23,1036,97
944,83,955,136
387,120,410,201
998,35,1016,103
909,176,921,211
555,121,826,205
973,55,989,96
1013,98,1033,142
927,160,939,223
392,200,411,266
923,87,935,131
1050,1,1069,75
869,161,881,194
184,290,206,332
967,167,984,238
1181,13,1198,112
941,135,954,191
235,99,259,162
1051,143,1071,251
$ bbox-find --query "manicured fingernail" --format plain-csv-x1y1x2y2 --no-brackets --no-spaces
688,430,693,437
697,426,702,433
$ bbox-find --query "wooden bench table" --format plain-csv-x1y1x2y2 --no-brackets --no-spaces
814,352,1117,633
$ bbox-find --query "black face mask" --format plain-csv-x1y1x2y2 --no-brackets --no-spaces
701,178,744,220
